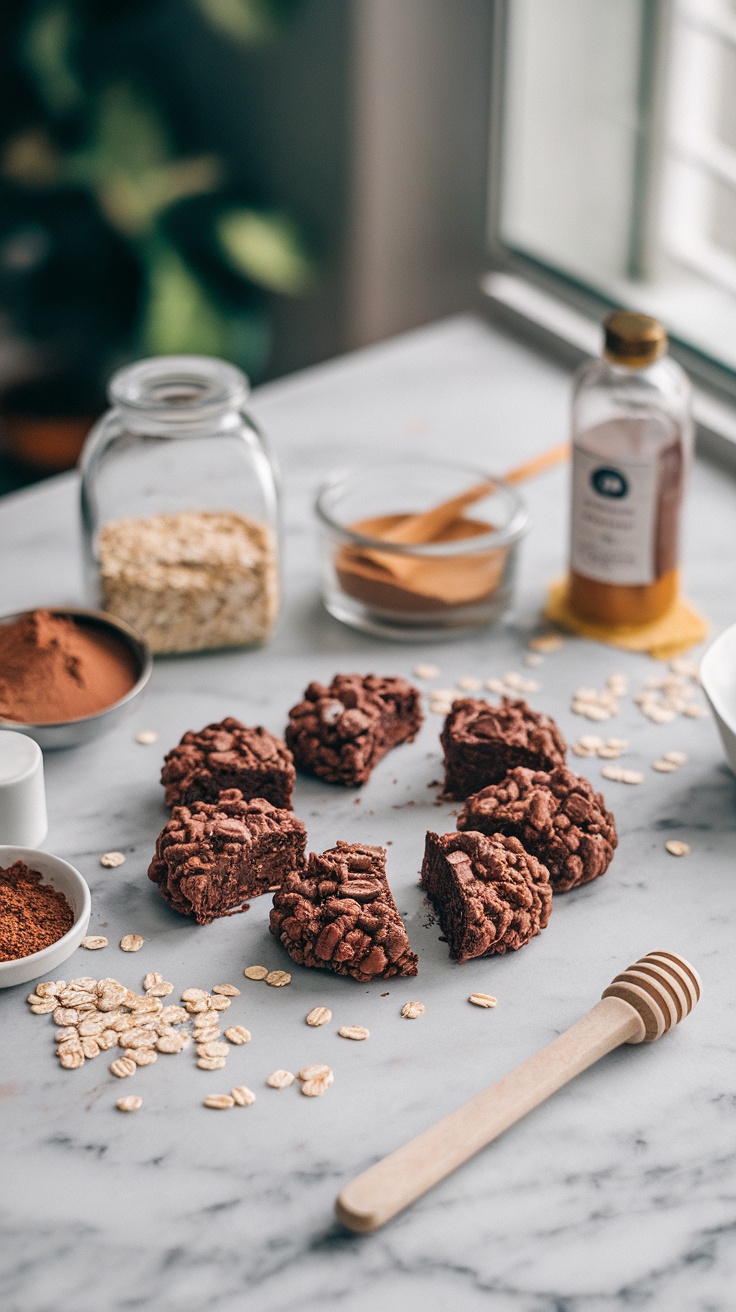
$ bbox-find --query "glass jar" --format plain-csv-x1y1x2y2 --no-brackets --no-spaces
80,355,279,654
569,312,693,626
316,459,529,640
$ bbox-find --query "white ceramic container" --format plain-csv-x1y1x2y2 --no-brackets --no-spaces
0,846,91,988
0,732,48,847
700,623,736,776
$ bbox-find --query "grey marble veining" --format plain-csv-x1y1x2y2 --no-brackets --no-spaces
1,315,736,1312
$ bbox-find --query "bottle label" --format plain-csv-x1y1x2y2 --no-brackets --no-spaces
570,448,657,585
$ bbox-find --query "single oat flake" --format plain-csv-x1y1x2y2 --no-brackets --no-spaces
297,1063,332,1082
469,993,497,1009
203,1094,235,1110
414,663,440,680
117,1095,143,1112
338,1025,369,1041
266,1069,295,1089
224,1026,251,1045
197,1055,227,1070
120,934,144,952
265,970,291,988
81,936,108,950
212,983,240,997
600,766,644,785
100,852,126,869
401,1001,425,1019
110,1057,136,1078
301,1074,334,1097
305,1007,332,1028
231,1085,256,1106
135,730,158,745
665,840,691,857
243,965,269,981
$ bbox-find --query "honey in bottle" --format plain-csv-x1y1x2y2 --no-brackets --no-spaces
569,311,693,625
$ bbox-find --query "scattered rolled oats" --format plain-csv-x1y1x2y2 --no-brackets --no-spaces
301,1076,333,1097
305,1007,332,1028
54,1027,78,1043
81,936,108,950
100,852,126,869
652,759,678,773
663,750,687,765
401,1001,425,1019
469,993,497,1008
503,671,539,693
159,1005,188,1025
53,1007,80,1027
156,1031,189,1054
224,1026,251,1045
231,1085,256,1106
683,703,707,718
523,653,543,667
181,987,209,1002
59,987,96,1006
203,1094,235,1110
338,1025,369,1041
129,996,161,1014
117,1094,143,1111
135,730,158,745
145,981,174,997
414,663,440,680
297,1063,333,1082
35,981,63,998
78,1014,107,1037
485,678,505,694
266,1069,294,1088
59,1049,85,1069
197,1055,227,1070
208,994,232,1011
142,972,163,990
607,673,629,696
265,970,291,988
110,1056,137,1078
185,997,212,1014
118,1028,154,1049
243,966,269,981
119,934,144,952
665,840,691,856
98,1031,119,1051
197,1041,229,1059
212,983,240,997
125,1048,157,1066
81,1037,101,1059
29,998,57,1014
600,765,644,784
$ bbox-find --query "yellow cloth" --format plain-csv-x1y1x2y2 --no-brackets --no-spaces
544,577,709,660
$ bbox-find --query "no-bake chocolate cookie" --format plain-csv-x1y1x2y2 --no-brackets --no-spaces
420,829,552,962
161,717,295,810
285,674,423,787
457,765,617,893
270,840,418,980
440,696,566,799
148,790,306,924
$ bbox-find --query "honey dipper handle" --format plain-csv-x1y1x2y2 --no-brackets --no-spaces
336,996,644,1234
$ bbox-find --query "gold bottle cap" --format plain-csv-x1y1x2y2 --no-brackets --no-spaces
603,311,667,367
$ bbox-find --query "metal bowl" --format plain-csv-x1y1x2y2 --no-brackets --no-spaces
0,608,152,750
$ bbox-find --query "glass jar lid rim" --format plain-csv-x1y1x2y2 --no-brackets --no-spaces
109,355,250,416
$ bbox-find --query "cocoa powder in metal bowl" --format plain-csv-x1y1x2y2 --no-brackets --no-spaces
0,610,137,725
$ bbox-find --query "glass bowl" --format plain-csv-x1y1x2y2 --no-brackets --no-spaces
315,460,529,640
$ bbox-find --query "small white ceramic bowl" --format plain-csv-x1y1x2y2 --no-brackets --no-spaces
700,623,736,776
0,846,91,989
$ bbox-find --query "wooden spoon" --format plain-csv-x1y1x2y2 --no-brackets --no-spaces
336,950,701,1234
351,441,570,583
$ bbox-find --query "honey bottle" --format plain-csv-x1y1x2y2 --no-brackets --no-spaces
568,311,693,626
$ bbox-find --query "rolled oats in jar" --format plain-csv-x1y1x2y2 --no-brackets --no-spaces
80,356,279,654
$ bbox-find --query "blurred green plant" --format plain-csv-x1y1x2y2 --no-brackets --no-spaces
0,0,315,417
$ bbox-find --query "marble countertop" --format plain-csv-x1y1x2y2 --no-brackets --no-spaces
2,316,735,1312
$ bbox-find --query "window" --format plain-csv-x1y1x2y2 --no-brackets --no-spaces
494,0,736,384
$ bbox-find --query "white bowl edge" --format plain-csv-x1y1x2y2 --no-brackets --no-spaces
0,846,91,988
700,623,736,776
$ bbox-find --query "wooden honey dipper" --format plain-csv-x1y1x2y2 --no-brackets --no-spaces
336,951,701,1233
